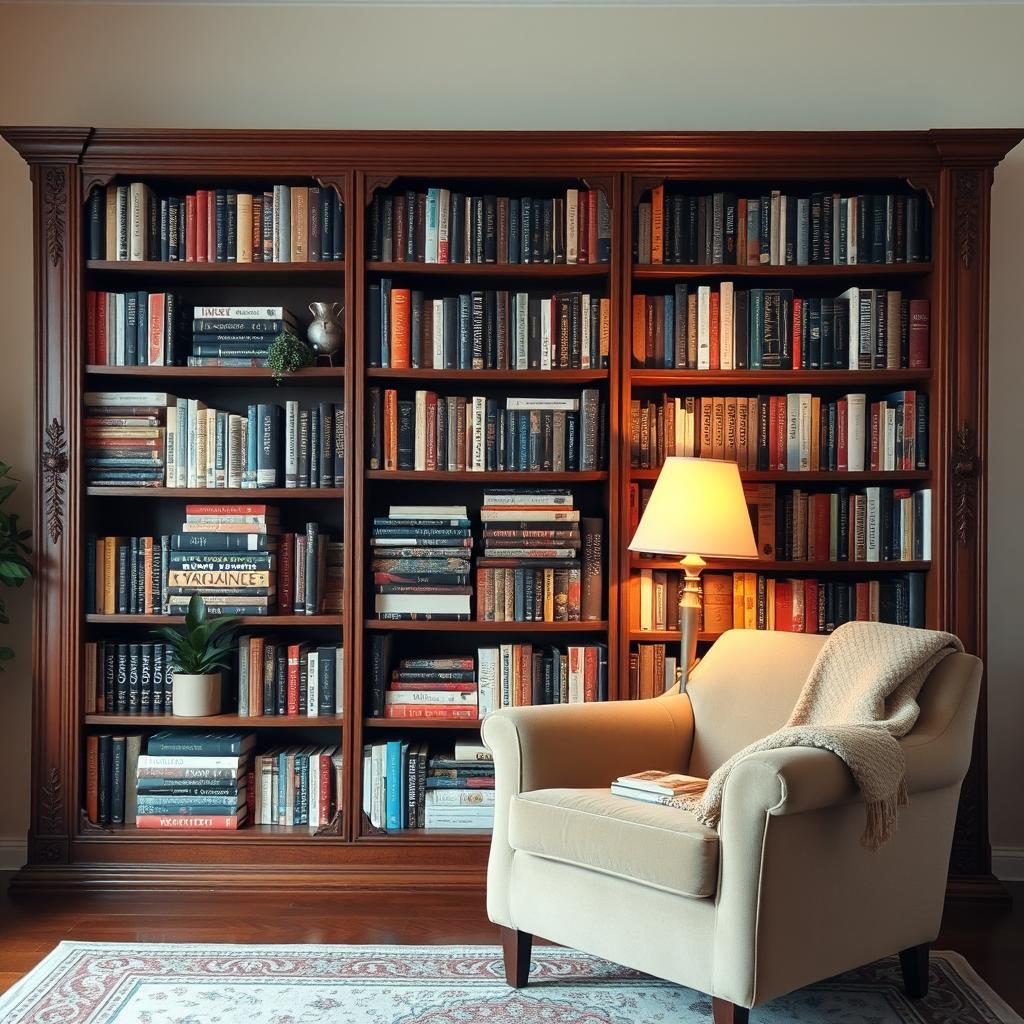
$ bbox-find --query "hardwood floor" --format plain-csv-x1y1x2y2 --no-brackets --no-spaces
0,875,1020,1014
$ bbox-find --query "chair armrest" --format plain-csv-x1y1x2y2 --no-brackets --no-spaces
482,694,695,795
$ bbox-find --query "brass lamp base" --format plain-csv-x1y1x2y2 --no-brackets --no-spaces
674,554,706,693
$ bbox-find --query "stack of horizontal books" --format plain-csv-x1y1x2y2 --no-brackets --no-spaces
84,391,173,488
188,304,297,368
382,652,478,722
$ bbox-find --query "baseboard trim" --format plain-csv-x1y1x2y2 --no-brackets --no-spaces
992,847,1024,881
0,836,27,872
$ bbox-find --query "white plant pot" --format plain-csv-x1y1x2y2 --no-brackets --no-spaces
172,673,222,717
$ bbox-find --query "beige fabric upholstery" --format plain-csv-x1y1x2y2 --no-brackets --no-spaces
485,628,983,1010
509,789,718,898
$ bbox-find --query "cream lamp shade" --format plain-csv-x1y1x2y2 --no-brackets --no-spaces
628,457,758,559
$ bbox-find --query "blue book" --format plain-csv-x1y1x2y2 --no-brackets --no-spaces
146,731,256,757
298,754,308,826
278,751,288,825
385,740,403,831
136,796,244,815
245,404,258,487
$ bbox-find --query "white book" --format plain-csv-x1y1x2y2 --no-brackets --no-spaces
847,196,858,265
719,281,734,371
436,188,450,263
388,505,468,518
205,407,216,488
838,287,860,370
426,790,496,806
113,293,126,365
414,390,427,471
163,405,176,486
581,293,591,369
778,196,788,266
431,300,444,368
798,393,812,472
514,293,529,370
374,594,471,615
85,391,176,407
308,752,320,829
129,182,147,261
479,508,580,523
846,393,867,472
237,416,248,490
276,185,291,264
505,396,579,412
335,647,344,713
424,808,494,830
539,298,552,371
186,399,202,487
882,405,895,471
921,489,932,560
285,400,298,487
565,188,579,264
471,396,486,471
482,492,573,507
370,743,384,829
769,190,781,265
138,754,247,771
385,691,477,706
174,397,188,488
477,647,498,717
425,188,439,263
786,394,800,471
307,649,319,716
639,570,653,631
453,741,491,762
696,286,711,370
567,646,584,704
865,486,881,562
499,644,514,709
192,306,295,320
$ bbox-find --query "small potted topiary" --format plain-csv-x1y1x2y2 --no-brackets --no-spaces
153,595,238,717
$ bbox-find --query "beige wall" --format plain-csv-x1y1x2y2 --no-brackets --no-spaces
0,1,1022,875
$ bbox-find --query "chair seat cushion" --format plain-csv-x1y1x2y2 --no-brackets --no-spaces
508,788,719,899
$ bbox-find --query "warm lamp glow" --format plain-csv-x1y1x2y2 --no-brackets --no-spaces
629,457,757,559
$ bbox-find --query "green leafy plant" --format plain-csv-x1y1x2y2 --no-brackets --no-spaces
0,463,32,671
152,595,238,675
267,330,315,384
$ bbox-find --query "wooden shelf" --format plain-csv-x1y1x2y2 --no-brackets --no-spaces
629,630,722,643
633,262,932,280
367,368,608,383
629,558,931,573
86,259,344,278
367,261,608,278
86,487,344,498
363,718,481,730
81,824,345,842
87,614,343,626
366,470,607,483
86,365,345,382
364,619,607,633
84,714,343,728
629,369,932,387
361,828,492,843
630,468,931,483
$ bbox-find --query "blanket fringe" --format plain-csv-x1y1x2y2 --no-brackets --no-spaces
862,777,909,851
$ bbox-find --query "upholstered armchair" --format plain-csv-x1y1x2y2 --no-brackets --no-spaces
483,629,982,1023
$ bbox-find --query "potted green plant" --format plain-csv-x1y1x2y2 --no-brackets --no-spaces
266,329,315,384
0,463,32,671
152,595,238,716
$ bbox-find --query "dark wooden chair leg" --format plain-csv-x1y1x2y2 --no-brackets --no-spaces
712,997,749,1024
899,942,930,999
500,927,533,988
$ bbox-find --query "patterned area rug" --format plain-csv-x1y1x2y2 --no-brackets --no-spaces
0,943,1018,1024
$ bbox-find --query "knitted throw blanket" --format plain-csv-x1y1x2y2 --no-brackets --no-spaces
684,621,963,850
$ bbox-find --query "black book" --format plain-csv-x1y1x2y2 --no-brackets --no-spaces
332,194,345,261
115,541,129,614
669,195,685,264
163,643,174,713
442,296,459,368
103,643,116,713
369,193,382,261
309,404,320,487
87,187,105,259
697,197,707,264
483,194,497,263
915,393,928,469
381,196,394,262
319,188,333,261
821,192,834,264
276,646,288,715
410,290,424,368
318,402,333,489
723,193,738,265
553,196,565,263
757,395,771,470
519,199,531,264
884,195,896,264
508,198,520,265
333,402,344,486
907,195,923,262
785,197,798,265
837,485,851,561
170,533,274,551
857,195,872,263
367,284,382,367
317,646,336,715
397,400,415,469
304,522,319,615
147,189,159,260
140,643,153,714
685,196,698,264
811,297,826,369
449,191,464,264
808,193,823,264
127,643,141,714
256,403,282,487
733,289,748,371
758,195,770,264
214,189,227,262
541,199,554,263
527,298,541,369
471,291,485,368
368,387,383,470
531,198,543,263
110,736,126,825
168,198,180,262
871,196,886,264
474,196,486,263
152,644,164,716
368,632,393,717
97,735,112,825
124,291,139,366
404,190,417,263
457,294,472,369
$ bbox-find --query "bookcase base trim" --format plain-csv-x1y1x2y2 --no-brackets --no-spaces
7,861,488,895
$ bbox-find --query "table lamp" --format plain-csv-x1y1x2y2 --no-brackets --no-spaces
628,457,758,692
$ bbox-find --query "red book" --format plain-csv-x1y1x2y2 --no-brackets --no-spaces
855,581,870,621
383,705,478,720
583,645,598,702
277,533,294,614
587,190,599,265
768,396,780,471
185,195,197,262
186,503,273,516
837,399,849,472
147,292,165,365
383,389,397,471
206,193,216,263
517,644,532,706
909,299,929,368
195,190,209,264
813,494,830,561
246,767,256,823
389,288,411,368
425,392,438,470
318,754,331,825
388,681,477,692
869,402,881,471
774,580,793,632
86,291,97,364
903,391,916,472
135,814,245,830
577,191,589,264
709,290,720,370
791,298,802,370
96,291,108,364
85,735,99,824
804,579,819,634
286,644,301,715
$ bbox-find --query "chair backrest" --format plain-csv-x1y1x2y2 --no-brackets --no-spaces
686,630,825,778
684,628,982,782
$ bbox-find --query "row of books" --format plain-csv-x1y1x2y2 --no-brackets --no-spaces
365,637,611,720
363,741,494,831
84,392,169,488
188,305,298,367
368,389,604,473
635,186,930,266
85,291,180,366
368,284,611,371
370,505,472,621
237,638,344,717
629,391,928,473
368,187,611,265
85,518,341,617
253,745,343,828
630,288,929,371
87,183,345,263
84,643,175,715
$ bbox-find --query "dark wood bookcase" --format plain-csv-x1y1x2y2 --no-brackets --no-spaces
2,127,1019,895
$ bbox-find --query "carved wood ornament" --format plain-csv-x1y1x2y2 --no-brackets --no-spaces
956,171,980,271
42,418,68,544
39,765,63,834
43,168,66,267
953,423,980,546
